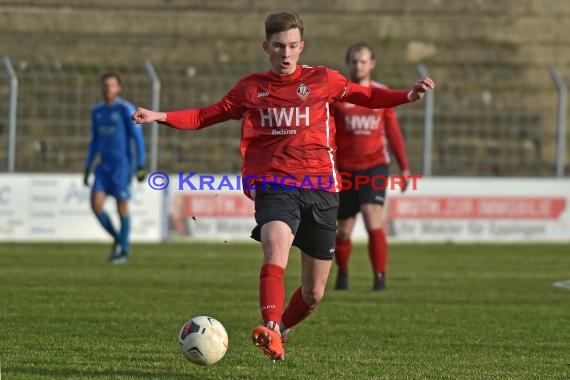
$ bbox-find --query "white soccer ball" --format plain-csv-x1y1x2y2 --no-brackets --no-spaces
178,316,229,366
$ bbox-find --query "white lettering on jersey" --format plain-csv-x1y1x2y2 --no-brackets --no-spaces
259,107,310,128
271,129,297,135
273,107,294,127
345,115,381,131
259,108,273,127
296,106,309,126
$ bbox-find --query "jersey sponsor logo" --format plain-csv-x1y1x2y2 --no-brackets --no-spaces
257,90,269,98
345,115,381,132
296,83,310,102
259,107,310,128
98,125,117,135
271,129,297,135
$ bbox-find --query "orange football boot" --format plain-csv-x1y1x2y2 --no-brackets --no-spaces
251,325,285,361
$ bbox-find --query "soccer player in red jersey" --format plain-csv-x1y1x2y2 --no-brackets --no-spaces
333,43,411,292
132,11,434,361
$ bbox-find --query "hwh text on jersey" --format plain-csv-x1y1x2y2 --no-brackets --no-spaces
259,107,310,128
345,115,381,131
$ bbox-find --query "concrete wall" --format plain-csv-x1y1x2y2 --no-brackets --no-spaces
1,0,569,175
1,0,569,69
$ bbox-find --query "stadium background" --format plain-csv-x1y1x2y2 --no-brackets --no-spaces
1,0,569,176
1,2,570,379
1,0,569,244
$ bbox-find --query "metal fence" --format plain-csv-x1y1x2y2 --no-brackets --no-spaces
1,55,568,177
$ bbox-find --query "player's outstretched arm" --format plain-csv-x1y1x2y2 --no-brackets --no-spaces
132,103,236,130
132,107,166,124
407,77,435,102
132,84,244,130
344,77,435,109
133,101,233,130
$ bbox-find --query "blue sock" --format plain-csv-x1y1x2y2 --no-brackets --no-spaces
95,211,119,242
120,216,131,255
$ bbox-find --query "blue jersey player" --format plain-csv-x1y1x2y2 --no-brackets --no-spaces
84,73,146,263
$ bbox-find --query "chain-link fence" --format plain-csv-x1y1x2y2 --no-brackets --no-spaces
430,65,561,176
1,57,568,177
3,61,152,173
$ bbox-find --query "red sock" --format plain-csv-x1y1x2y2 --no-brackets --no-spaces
368,228,388,273
259,264,285,325
281,286,315,329
335,237,352,274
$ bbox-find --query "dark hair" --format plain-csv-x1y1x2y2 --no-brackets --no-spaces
265,11,304,40
101,73,122,85
345,42,376,64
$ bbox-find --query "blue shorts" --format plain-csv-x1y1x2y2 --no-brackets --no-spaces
92,163,132,200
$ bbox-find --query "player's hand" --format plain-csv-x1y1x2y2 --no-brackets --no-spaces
136,166,147,183
83,168,90,187
407,77,435,102
400,169,410,193
131,107,167,124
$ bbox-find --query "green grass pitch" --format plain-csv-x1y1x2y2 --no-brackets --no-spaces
1,243,569,379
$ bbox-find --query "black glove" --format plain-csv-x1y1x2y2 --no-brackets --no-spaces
83,168,90,186
136,166,147,183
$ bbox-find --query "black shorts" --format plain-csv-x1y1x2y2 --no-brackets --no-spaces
338,164,389,220
251,184,339,260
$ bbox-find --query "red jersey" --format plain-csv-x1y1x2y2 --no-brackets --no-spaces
160,65,410,199
333,82,409,172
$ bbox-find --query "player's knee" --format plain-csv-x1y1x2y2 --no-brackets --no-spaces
361,205,384,231
302,286,325,306
336,228,351,241
262,242,288,267
91,202,103,214
117,205,129,217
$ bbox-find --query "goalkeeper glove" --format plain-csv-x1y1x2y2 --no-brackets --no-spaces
136,166,147,183
83,168,90,186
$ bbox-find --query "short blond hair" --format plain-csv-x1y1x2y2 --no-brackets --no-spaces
265,11,304,40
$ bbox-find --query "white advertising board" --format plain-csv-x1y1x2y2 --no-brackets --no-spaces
166,174,570,243
384,178,570,242
0,174,164,242
167,174,255,242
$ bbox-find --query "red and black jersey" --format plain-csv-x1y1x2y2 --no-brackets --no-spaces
333,81,409,172
160,65,410,199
